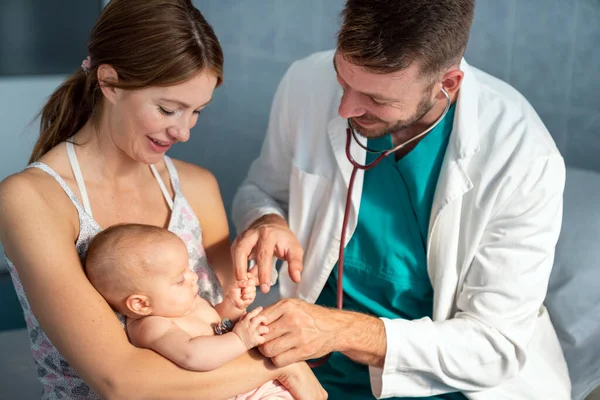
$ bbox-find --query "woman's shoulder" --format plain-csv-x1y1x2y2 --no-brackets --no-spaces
169,158,217,184
2,144,69,199
168,158,220,193
167,158,222,209
0,168,52,209
0,154,78,231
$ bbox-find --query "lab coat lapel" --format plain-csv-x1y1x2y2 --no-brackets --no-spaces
427,60,480,319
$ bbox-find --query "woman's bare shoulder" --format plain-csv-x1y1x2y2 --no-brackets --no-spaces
0,163,78,235
166,159,226,228
168,158,221,198
0,142,72,200
169,158,217,184
0,168,53,207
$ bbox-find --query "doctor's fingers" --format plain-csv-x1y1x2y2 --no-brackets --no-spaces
232,230,260,282
285,245,304,284
254,236,278,293
259,333,297,362
271,348,308,368
260,298,308,324
259,314,291,343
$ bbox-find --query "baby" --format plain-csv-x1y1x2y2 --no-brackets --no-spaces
84,223,294,400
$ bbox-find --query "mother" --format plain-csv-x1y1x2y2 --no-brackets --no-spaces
0,0,324,399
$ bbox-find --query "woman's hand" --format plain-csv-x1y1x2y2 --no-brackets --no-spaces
277,362,328,400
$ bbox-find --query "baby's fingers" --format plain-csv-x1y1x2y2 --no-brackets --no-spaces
242,290,255,301
250,315,268,328
257,325,269,335
242,286,256,295
246,273,258,287
242,295,254,303
243,306,262,320
254,335,266,346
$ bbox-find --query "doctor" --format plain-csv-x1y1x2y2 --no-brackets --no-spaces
232,0,571,398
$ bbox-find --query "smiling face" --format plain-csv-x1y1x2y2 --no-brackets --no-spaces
102,69,218,165
334,52,440,138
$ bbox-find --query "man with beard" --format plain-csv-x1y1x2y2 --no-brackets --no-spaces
231,0,571,399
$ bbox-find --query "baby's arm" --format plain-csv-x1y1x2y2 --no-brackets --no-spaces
130,316,248,372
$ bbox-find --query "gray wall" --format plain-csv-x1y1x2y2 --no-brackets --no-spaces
0,0,598,249
166,0,598,235
0,77,65,272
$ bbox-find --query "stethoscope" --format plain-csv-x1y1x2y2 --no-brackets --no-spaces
308,87,451,368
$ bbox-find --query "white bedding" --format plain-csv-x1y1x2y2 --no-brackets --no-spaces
546,166,600,400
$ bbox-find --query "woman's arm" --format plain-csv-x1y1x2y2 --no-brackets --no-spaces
174,160,237,289
0,172,323,400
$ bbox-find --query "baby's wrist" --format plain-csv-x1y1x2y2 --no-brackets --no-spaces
232,329,252,350
226,295,248,311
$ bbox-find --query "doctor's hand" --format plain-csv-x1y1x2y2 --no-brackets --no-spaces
232,214,303,294
257,299,341,367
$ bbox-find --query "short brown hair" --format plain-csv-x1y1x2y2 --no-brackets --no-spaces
30,0,223,163
337,0,475,76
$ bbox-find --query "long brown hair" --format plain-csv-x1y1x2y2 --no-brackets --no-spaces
29,0,223,163
337,0,475,77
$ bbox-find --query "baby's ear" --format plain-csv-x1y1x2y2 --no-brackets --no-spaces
126,294,152,316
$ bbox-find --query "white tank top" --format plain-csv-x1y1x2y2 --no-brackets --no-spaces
5,143,222,399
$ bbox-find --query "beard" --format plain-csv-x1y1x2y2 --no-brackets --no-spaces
349,90,437,139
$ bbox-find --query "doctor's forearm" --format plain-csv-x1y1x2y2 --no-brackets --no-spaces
335,310,387,368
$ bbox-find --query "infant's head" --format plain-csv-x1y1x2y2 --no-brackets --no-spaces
85,223,199,319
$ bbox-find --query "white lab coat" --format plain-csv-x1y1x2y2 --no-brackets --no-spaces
232,50,571,399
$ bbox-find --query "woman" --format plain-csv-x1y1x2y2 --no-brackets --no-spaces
0,0,326,399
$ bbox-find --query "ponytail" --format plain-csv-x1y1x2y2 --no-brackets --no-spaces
30,0,224,163
29,69,99,163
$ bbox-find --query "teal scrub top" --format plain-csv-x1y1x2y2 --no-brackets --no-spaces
314,104,465,399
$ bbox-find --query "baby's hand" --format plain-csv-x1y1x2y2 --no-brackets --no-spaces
233,307,269,349
240,274,257,304
227,272,257,310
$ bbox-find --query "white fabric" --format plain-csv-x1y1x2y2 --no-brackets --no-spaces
66,141,94,217
232,50,571,399
66,141,174,213
546,167,600,400
151,164,175,210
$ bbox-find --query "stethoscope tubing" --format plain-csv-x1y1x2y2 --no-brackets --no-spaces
308,88,451,368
